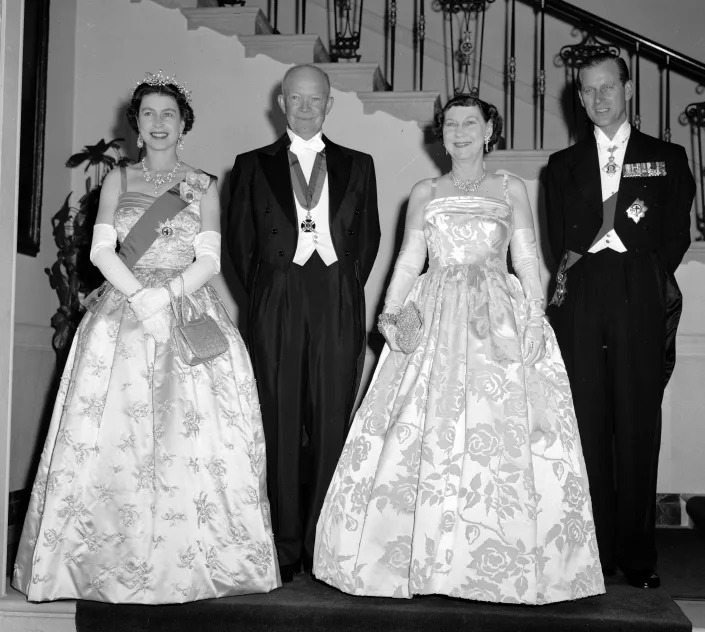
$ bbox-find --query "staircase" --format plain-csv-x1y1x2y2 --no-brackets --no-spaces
149,1,442,126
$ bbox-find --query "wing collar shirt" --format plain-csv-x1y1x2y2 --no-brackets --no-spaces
588,119,631,253
287,128,338,266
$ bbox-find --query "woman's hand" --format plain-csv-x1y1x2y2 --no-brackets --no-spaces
129,287,170,321
523,324,546,366
141,311,170,343
378,313,402,352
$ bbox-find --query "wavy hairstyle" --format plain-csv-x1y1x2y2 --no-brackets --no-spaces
433,94,503,154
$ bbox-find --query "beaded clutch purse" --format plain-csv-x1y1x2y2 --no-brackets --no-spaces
168,278,228,366
395,301,423,354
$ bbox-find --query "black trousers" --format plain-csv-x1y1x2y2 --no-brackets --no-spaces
549,249,666,573
249,252,361,567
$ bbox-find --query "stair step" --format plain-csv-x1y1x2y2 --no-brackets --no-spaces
357,90,440,126
130,0,217,8
238,34,330,64
314,62,389,93
181,6,273,36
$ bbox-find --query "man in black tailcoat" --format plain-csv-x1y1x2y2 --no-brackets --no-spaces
227,64,380,582
545,52,695,589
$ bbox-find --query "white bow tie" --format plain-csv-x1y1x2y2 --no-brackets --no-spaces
290,134,325,154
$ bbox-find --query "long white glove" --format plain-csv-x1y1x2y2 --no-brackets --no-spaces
379,229,427,351
141,312,171,343
90,223,143,298
90,224,169,342
167,231,221,297
510,227,546,366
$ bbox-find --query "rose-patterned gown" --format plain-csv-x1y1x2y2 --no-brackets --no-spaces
12,173,280,604
314,187,605,604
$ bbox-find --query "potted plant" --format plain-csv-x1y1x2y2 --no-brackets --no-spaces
45,138,132,367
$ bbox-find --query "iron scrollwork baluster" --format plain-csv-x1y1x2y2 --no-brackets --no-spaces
331,0,364,62
388,1,398,89
416,1,426,90
433,0,496,96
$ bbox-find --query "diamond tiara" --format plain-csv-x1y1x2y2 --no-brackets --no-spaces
134,70,192,103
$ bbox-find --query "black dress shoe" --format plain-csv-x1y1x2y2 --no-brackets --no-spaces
623,569,660,589
279,563,299,583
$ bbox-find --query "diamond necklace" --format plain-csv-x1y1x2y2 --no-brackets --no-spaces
451,169,487,194
141,158,182,195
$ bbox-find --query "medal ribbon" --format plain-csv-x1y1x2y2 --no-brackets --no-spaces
288,149,327,211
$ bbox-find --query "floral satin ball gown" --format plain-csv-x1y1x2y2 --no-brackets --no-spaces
12,172,280,604
314,177,605,604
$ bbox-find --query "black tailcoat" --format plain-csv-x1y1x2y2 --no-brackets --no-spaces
226,133,380,567
545,127,695,573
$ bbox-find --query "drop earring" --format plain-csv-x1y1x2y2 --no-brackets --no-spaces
177,132,184,152
137,133,144,149
484,135,490,152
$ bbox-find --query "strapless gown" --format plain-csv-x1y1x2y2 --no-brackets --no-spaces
313,190,605,604
12,183,280,603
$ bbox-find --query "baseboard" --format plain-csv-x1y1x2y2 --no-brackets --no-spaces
6,488,30,578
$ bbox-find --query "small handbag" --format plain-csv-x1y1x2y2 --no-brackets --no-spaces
395,301,424,354
168,277,228,366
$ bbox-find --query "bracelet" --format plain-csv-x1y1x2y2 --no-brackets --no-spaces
127,288,144,303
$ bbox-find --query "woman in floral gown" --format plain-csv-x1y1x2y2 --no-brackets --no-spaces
12,72,280,604
313,95,605,604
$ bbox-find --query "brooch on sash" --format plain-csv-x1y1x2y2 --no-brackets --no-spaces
626,198,648,223
622,162,667,178
157,218,177,237
180,172,211,204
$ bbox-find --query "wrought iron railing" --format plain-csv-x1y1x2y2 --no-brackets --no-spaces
245,0,705,239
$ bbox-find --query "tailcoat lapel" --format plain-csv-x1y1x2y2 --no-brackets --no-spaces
261,134,297,227
323,135,352,222
568,137,603,220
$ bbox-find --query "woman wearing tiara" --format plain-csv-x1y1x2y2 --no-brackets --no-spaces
313,95,605,604
12,72,280,603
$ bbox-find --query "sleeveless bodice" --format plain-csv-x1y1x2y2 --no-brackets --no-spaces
114,192,201,270
424,196,513,272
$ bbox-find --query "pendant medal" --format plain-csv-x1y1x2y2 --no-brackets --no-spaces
602,145,620,176
301,213,316,233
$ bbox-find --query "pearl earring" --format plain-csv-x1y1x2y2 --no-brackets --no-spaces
177,132,184,152
137,133,144,149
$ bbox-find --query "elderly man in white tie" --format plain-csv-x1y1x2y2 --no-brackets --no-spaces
227,64,380,583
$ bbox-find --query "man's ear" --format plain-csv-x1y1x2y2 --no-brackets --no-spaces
624,79,634,103
277,93,286,114
325,96,334,115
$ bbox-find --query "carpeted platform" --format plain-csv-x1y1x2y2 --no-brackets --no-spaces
656,527,705,600
76,572,691,632
76,527,705,632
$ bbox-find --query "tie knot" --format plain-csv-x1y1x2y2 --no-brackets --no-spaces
290,135,325,154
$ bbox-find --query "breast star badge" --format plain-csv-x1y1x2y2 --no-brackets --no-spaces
626,199,648,224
